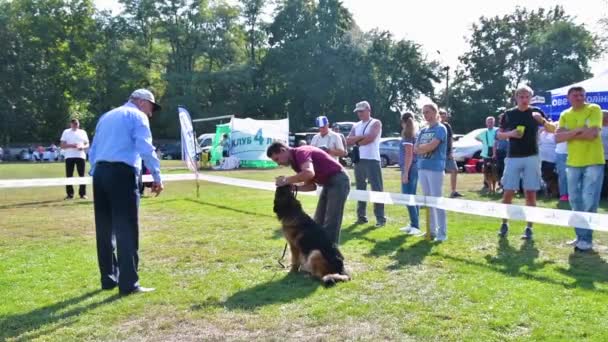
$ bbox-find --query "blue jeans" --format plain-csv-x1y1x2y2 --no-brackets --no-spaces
401,165,419,228
567,165,604,243
555,153,568,196
418,169,447,239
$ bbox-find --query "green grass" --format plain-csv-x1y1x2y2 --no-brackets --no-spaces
1,162,608,341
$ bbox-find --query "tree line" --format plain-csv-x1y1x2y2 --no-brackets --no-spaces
0,0,604,144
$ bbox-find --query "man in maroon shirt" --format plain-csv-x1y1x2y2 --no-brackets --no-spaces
267,141,351,245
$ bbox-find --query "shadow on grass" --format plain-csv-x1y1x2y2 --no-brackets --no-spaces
0,290,120,341
192,272,320,311
484,239,553,275
557,252,608,290
387,239,435,269
0,199,69,210
340,223,377,245
438,240,608,293
183,198,275,219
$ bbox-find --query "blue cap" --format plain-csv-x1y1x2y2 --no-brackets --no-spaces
315,116,329,128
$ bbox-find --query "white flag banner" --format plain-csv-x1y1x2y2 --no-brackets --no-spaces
178,107,199,172
229,118,289,163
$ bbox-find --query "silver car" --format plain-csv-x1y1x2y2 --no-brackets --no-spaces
379,137,401,168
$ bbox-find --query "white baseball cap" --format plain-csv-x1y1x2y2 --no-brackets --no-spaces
353,101,371,112
131,89,162,112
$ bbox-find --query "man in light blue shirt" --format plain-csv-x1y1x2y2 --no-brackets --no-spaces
88,88,163,295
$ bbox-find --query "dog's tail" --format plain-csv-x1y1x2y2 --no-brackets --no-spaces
322,273,350,287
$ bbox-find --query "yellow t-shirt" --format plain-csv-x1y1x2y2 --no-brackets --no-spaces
558,103,605,167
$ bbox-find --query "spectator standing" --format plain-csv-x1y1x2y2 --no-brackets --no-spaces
415,103,448,242
538,126,557,197
332,123,349,166
220,133,231,158
555,120,569,201
493,113,509,190
439,109,462,198
310,116,346,160
476,116,497,191
88,88,163,295
347,101,386,227
269,142,350,245
398,112,421,235
60,119,89,199
555,87,604,252
0,146,3,162
601,110,608,198
496,85,554,240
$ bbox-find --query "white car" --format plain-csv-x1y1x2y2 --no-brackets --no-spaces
452,128,486,163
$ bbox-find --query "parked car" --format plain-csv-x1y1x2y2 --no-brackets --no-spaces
332,121,355,136
159,142,182,160
379,137,401,168
197,133,215,149
452,128,485,167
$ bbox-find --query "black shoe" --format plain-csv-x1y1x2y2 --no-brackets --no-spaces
64,196,74,200
120,286,155,296
102,284,117,290
356,218,368,224
450,192,463,198
498,223,508,238
520,227,533,240
375,221,386,227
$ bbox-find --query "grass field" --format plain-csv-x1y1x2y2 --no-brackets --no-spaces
2,162,608,341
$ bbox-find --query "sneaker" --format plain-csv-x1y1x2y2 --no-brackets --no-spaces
399,226,423,235
375,221,386,228
355,217,368,225
521,227,533,240
79,195,88,200
566,238,578,246
497,223,509,238
433,237,447,243
64,196,74,200
574,240,593,252
559,195,569,201
450,192,463,198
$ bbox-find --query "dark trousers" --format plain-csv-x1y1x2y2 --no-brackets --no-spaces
354,159,386,223
93,162,140,293
65,157,86,197
314,171,350,245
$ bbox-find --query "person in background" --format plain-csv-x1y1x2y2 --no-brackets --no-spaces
555,120,569,202
347,101,386,227
311,116,346,160
439,109,462,198
332,123,349,166
538,124,557,197
496,85,554,240
220,133,231,158
0,146,4,162
493,113,509,191
555,86,604,252
60,118,89,200
398,112,421,235
415,103,448,242
88,88,163,295
268,142,350,245
601,110,608,199
476,116,497,192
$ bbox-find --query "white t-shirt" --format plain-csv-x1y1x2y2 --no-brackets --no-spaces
353,119,381,161
538,130,556,163
60,128,89,159
310,130,345,160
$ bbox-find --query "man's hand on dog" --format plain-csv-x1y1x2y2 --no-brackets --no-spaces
276,176,289,187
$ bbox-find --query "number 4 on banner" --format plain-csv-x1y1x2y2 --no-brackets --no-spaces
254,129,264,145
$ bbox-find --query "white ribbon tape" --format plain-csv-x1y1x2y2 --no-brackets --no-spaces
1,173,607,232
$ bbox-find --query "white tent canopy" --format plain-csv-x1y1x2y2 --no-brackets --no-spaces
549,69,608,96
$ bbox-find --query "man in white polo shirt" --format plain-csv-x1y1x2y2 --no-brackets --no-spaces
310,116,346,161
60,119,89,199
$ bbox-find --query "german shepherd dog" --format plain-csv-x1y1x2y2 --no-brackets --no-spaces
483,158,499,193
273,185,350,286
541,162,559,198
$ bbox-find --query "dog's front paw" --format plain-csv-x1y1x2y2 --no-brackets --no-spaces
289,265,301,273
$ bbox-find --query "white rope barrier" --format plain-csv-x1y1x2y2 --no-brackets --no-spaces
1,173,607,232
